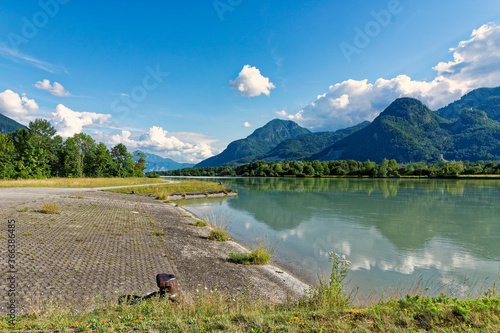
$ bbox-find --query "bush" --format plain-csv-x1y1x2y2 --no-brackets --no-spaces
147,173,161,178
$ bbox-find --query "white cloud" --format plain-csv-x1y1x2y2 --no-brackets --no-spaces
0,89,39,122
275,110,288,117
51,104,111,138
93,126,217,163
242,121,252,127
289,23,500,131
35,79,70,97
229,65,275,97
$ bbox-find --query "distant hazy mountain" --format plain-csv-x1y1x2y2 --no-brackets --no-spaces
437,86,500,122
138,152,195,172
313,98,500,163
195,119,311,167
0,113,25,134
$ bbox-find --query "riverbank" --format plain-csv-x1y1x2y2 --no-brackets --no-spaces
0,186,308,313
1,187,499,331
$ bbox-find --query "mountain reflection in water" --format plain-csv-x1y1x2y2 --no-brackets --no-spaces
179,177,500,299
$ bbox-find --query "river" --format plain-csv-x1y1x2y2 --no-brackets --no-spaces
173,177,500,300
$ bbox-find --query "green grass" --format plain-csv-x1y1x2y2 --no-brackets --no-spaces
229,242,271,265
39,202,61,214
207,230,229,242
190,219,209,227
195,220,208,227
150,229,165,236
2,254,499,332
204,210,230,242
105,179,227,200
0,177,165,188
17,207,29,212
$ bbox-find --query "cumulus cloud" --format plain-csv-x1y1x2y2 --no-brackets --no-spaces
288,23,500,131
0,89,39,122
275,110,288,117
242,121,252,127
51,104,111,137
93,127,217,163
229,65,275,97
35,79,71,97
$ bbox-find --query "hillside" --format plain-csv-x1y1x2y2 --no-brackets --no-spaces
195,119,311,167
230,121,371,164
0,113,25,134
313,98,500,163
436,86,500,121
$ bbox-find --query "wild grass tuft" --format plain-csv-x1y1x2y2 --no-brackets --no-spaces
39,202,61,214
195,220,208,227
229,242,272,265
204,210,230,242
150,229,165,236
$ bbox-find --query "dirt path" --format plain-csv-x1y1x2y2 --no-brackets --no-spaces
0,188,308,314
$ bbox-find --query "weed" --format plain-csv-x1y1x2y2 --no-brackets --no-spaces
39,203,61,214
229,242,271,265
307,252,351,309
195,220,208,227
208,230,229,241
204,210,230,242
17,207,29,212
150,229,165,236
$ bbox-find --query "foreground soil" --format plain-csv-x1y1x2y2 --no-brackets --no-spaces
0,187,308,314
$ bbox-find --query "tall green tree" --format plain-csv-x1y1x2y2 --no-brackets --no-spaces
0,134,17,179
60,137,83,177
133,151,147,176
12,127,50,178
110,143,134,177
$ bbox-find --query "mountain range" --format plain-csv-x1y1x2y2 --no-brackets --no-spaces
136,152,195,172
0,113,25,134
195,86,500,166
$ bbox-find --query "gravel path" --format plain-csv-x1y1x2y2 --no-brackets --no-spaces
0,187,309,314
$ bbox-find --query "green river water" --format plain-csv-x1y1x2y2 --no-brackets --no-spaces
177,177,500,300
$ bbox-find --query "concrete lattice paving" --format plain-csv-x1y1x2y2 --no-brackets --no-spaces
0,189,175,313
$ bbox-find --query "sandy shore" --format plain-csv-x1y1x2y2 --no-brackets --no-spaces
0,187,309,314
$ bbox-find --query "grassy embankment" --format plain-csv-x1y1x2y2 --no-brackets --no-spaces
105,179,228,199
1,254,499,331
0,177,166,188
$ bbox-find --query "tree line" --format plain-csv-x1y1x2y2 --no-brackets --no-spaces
157,159,500,178
0,119,146,179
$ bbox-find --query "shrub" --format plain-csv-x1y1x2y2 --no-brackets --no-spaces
147,173,161,178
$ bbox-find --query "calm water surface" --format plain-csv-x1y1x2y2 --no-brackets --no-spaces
176,177,500,298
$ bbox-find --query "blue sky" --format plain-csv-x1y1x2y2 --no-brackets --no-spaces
1,0,500,162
